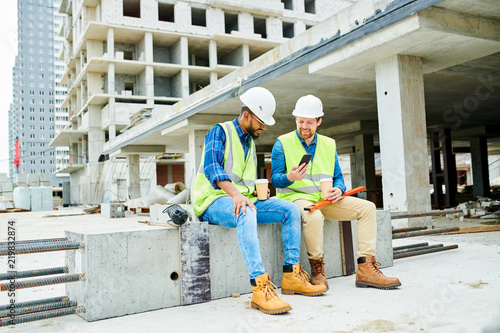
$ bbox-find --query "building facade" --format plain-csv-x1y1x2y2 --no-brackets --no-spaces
8,0,70,186
53,0,352,204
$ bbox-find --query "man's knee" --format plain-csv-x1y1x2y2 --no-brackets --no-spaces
301,211,324,229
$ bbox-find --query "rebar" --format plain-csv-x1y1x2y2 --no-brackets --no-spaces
0,300,76,318
392,226,428,234
0,274,85,292
0,238,67,247
393,244,444,254
391,209,458,219
0,306,85,326
392,242,429,251
394,245,458,259
392,227,459,239
0,241,83,256
0,267,68,281
0,296,68,311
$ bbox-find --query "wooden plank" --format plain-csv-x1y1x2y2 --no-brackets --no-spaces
339,221,355,276
436,225,500,234
180,222,211,305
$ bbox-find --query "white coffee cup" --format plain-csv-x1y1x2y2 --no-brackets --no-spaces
319,178,333,199
255,179,269,200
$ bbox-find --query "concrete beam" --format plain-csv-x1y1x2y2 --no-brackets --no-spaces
160,114,235,136
109,145,166,158
309,7,500,80
320,120,378,139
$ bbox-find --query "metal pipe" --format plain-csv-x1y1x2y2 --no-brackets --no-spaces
0,274,85,292
393,242,429,251
0,300,76,318
392,227,459,239
0,238,67,247
393,244,443,254
0,306,85,326
0,241,83,256
0,296,69,311
392,226,428,234
0,267,68,281
391,209,458,219
394,245,458,259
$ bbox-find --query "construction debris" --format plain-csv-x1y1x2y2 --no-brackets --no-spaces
82,205,100,214
120,108,153,133
431,225,500,235
392,227,459,239
456,197,500,219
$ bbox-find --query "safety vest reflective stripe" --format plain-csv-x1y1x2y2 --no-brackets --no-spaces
277,131,336,203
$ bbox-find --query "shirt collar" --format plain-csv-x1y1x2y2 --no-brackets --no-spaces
233,118,250,142
295,129,317,146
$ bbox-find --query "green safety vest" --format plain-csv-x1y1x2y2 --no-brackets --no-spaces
276,131,336,203
193,121,257,217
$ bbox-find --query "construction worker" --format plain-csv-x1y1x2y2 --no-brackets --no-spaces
193,87,327,315
271,94,401,289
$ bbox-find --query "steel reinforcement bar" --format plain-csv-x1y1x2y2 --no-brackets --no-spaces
392,227,459,239
393,245,459,259
0,300,76,318
393,244,444,254
0,238,67,247
0,241,83,256
0,274,85,292
0,296,69,311
392,242,429,251
0,267,68,281
0,306,85,326
391,209,458,219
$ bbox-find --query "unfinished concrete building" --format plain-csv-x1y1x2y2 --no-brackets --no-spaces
52,0,352,204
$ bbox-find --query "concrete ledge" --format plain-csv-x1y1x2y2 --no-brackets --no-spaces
66,228,181,322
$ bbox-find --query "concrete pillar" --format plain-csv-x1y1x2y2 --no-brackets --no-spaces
172,37,188,66
127,155,141,199
107,28,114,58
352,134,376,201
187,130,206,199
210,72,218,85
242,44,250,66
172,69,189,98
109,124,116,140
209,40,217,68
470,136,490,198
140,32,153,62
375,55,431,227
108,63,115,94
145,65,154,106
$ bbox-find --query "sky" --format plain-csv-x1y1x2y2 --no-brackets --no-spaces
0,2,18,177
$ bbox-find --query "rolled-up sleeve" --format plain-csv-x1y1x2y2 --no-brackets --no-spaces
271,139,294,189
203,125,231,189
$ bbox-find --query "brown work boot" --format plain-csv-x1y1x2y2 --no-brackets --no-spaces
309,256,328,287
356,256,401,289
282,264,328,296
251,273,292,315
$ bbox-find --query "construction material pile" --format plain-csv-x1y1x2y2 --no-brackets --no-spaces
456,197,500,219
127,182,188,210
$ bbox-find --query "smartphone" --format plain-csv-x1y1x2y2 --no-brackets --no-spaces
299,154,312,166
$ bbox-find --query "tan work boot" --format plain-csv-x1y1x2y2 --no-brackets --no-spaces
356,256,401,289
309,256,328,287
282,264,328,296
251,273,292,315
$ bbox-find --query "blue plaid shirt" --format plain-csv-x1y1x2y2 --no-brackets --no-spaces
270,130,346,193
203,119,251,189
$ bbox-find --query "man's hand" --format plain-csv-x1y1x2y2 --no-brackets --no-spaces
287,163,308,182
324,187,343,203
232,193,256,216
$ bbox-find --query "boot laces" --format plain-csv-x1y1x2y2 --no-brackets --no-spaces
370,261,383,275
312,260,325,276
262,280,279,301
297,268,311,283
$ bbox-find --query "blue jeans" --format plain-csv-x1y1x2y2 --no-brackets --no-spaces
200,197,301,279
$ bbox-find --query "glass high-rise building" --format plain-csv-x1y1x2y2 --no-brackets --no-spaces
8,0,69,186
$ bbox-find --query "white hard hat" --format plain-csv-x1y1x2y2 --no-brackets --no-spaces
239,87,276,126
292,94,324,118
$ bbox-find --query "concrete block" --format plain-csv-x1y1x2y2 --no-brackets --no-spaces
13,187,31,210
0,182,13,192
0,201,14,210
101,203,125,218
66,229,181,321
41,186,53,211
350,210,393,270
0,173,7,182
30,187,43,212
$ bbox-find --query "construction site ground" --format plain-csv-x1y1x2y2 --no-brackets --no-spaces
0,209,499,333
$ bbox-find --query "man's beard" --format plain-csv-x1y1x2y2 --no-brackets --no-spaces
298,128,315,140
247,126,261,140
